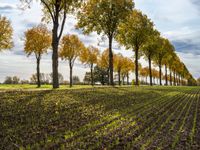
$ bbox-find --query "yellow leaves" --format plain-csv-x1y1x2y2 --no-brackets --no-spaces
152,69,159,78
116,9,154,51
77,0,134,36
140,67,149,77
114,53,134,74
0,16,13,51
121,57,135,74
24,24,51,57
97,48,109,69
114,53,124,72
59,34,84,62
79,45,100,66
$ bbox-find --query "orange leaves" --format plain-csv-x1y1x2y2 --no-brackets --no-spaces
79,45,100,66
114,53,124,72
24,24,51,58
140,67,149,78
59,34,84,63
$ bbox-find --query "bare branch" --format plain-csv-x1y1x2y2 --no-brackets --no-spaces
58,9,67,40
41,0,55,22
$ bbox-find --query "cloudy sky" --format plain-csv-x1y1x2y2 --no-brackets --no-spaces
0,0,200,82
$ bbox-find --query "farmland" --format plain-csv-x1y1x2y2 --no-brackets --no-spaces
0,86,200,149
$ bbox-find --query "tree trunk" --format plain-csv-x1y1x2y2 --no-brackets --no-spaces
36,58,41,88
148,56,153,86
127,73,129,85
69,61,73,88
91,64,94,86
170,70,172,86
165,64,168,86
177,74,180,86
135,47,139,86
159,63,162,86
146,76,148,85
107,68,110,85
118,70,121,86
101,74,104,85
173,71,176,86
108,35,114,86
52,18,59,89
177,74,179,86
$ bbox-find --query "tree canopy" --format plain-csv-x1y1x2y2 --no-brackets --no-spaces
77,0,134,85
0,16,13,51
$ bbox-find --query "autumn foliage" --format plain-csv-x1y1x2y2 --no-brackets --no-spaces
0,16,13,51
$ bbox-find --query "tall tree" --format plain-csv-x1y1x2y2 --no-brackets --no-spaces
162,42,175,86
167,51,177,86
80,45,100,86
59,34,84,87
170,55,181,86
142,30,160,86
24,24,51,88
116,10,154,86
77,0,134,86
21,0,81,88
153,38,170,85
0,16,13,51
152,68,159,85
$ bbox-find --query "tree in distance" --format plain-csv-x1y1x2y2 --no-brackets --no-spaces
24,24,51,88
121,57,134,85
4,76,20,84
153,38,170,86
72,76,80,85
0,16,13,51
167,51,177,86
97,49,110,84
76,0,134,86
79,46,100,86
114,53,124,86
59,34,85,87
93,66,109,85
162,43,175,86
140,67,149,85
142,29,160,86
152,68,159,85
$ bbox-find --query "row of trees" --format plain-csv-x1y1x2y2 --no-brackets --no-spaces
22,21,196,87
1,0,197,87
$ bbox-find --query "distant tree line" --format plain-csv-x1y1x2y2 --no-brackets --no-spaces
2,73,81,85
